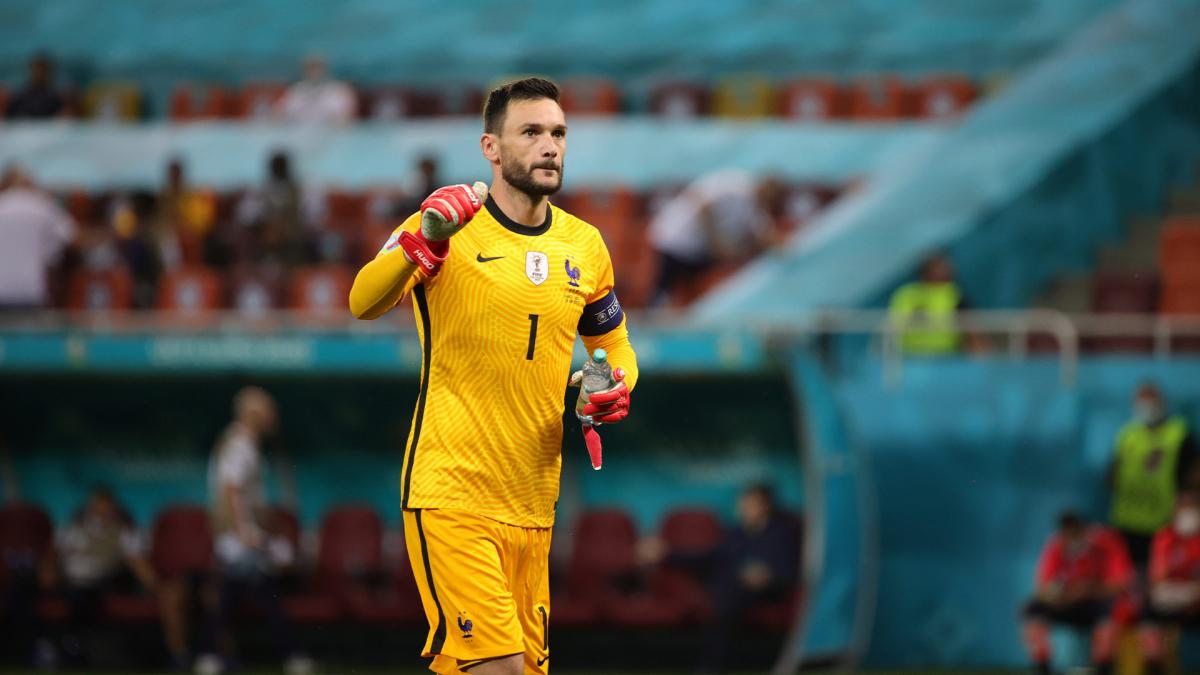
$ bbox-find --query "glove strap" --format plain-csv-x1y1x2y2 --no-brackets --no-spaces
399,231,449,276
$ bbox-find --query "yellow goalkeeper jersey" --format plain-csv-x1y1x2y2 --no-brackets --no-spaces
377,196,638,528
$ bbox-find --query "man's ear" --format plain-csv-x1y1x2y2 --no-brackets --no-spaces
480,133,500,164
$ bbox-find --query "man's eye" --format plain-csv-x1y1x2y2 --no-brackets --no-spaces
553,130,565,139
524,129,536,137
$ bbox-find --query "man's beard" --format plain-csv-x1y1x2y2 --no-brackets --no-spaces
502,156,563,198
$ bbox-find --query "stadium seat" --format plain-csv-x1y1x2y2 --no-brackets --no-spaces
564,510,637,603
169,84,230,120
150,506,213,580
848,76,911,120
363,87,447,120
559,78,623,115
289,264,354,314
229,267,284,316
83,81,142,121
67,268,135,311
1160,218,1200,271
358,220,397,265
158,266,224,312
649,82,710,117
325,189,370,236
651,509,723,620
285,506,383,623
712,75,776,118
232,83,286,120
1161,285,1200,315
779,78,846,121
913,75,977,119
559,188,643,250
344,529,423,625
1090,270,1159,352
0,503,54,589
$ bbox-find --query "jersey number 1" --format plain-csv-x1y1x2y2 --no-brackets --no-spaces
526,314,539,360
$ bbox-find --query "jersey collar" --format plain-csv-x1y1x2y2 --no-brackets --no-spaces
485,195,552,237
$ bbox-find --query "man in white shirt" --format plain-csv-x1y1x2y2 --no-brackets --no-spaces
0,165,76,309
648,170,782,307
200,387,310,675
275,55,357,126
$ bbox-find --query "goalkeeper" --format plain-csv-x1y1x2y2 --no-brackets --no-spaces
349,77,636,675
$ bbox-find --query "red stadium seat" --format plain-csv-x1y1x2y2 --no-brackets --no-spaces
363,87,447,120
1160,219,1200,271
0,503,54,588
649,82,710,118
325,190,370,236
565,510,637,602
652,509,723,621
67,268,135,311
344,528,423,625
560,78,623,115
169,84,231,120
913,75,977,120
289,265,354,314
151,506,213,580
779,78,847,121
1161,285,1200,316
559,188,643,250
848,76,912,120
232,83,286,120
285,506,383,624
1089,271,1159,352
158,266,224,312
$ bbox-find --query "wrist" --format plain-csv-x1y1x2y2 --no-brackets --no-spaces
400,230,450,275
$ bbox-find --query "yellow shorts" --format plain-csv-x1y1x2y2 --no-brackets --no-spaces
403,508,552,674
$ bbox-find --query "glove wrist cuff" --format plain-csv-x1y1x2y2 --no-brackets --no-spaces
400,230,449,276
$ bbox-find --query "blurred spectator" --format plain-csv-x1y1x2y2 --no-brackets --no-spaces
371,154,443,221
1139,489,1200,675
639,483,800,673
1020,511,1131,675
888,253,985,355
648,170,784,306
6,53,66,120
1109,381,1197,569
275,54,356,125
0,165,76,309
235,152,314,270
149,158,216,267
38,487,188,668
197,387,311,675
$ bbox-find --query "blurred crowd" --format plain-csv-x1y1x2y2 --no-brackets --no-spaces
1021,382,1199,674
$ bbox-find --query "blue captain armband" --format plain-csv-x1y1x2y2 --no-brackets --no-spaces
578,290,624,336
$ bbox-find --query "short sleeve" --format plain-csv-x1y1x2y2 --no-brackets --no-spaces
1035,536,1061,585
217,434,259,487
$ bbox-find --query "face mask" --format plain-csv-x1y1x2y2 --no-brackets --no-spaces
1176,508,1200,536
1135,401,1164,425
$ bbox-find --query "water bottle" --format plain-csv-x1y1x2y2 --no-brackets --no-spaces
576,348,614,423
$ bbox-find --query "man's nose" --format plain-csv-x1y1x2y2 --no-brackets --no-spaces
539,138,558,157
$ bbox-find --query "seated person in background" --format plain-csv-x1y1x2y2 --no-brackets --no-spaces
235,151,315,271
888,253,985,355
1139,489,1200,675
639,483,800,674
6,52,67,120
1021,511,1132,675
275,54,357,126
647,170,784,307
0,165,77,310
41,487,188,668
1109,381,1198,572
197,387,310,675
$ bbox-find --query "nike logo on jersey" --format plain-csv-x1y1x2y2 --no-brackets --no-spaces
476,253,505,263
537,656,550,666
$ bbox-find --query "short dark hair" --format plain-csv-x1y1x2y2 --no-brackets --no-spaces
483,77,560,134
1057,510,1085,532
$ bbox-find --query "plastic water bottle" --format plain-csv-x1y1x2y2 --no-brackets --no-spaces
576,348,614,423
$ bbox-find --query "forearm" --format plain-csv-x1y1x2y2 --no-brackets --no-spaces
582,318,639,391
349,250,421,320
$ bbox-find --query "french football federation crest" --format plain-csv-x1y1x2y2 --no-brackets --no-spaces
526,251,548,286
565,257,581,287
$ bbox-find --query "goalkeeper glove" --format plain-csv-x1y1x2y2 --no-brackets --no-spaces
398,181,488,276
569,366,631,425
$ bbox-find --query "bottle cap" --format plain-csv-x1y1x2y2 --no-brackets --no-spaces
592,348,608,363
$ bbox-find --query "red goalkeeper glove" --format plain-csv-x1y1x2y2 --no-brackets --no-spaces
580,367,630,424
398,182,487,275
